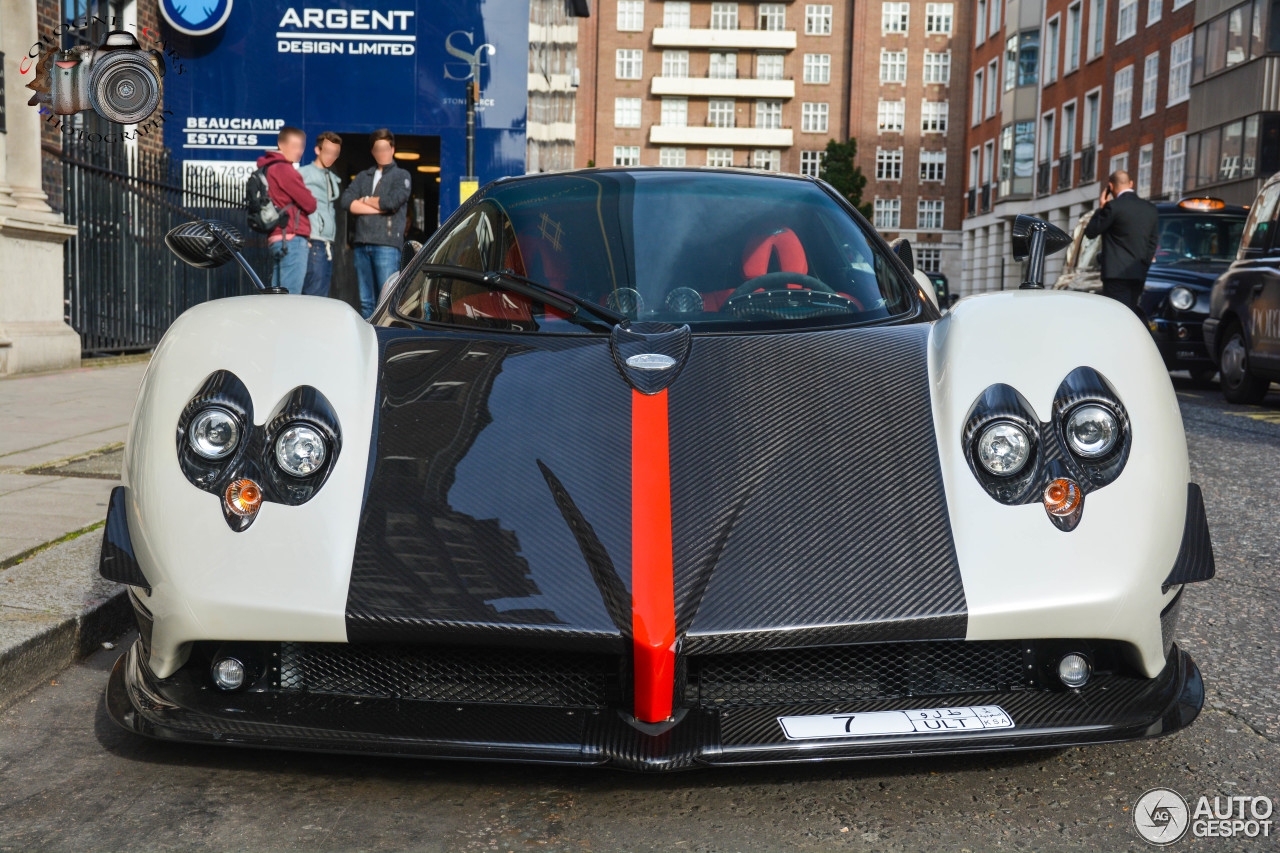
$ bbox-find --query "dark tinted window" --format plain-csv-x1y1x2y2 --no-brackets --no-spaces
1154,212,1247,262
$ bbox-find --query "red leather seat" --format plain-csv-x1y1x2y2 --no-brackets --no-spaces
450,231,570,322
703,227,810,312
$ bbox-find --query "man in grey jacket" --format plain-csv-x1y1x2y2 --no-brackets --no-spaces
300,131,342,297
339,128,412,318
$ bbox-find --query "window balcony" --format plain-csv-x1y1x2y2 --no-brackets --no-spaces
652,27,798,50
967,188,978,215
649,125,795,147
1036,161,1051,195
651,76,796,98
1079,145,1097,183
1057,154,1073,190
980,183,991,213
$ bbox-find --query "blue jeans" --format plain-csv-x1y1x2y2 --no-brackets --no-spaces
302,239,332,297
352,244,400,319
269,236,309,294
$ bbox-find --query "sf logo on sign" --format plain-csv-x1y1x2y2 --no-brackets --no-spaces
444,30,495,82
1134,788,1190,846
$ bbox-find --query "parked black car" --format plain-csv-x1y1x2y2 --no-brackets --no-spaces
1205,173,1280,403
1056,198,1249,384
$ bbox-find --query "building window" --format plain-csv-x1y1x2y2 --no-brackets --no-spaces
1044,16,1059,84
661,97,688,127
986,59,999,117
711,2,739,30
710,52,738,79
1005,31,1039,91
801,102,830,133
989,0,1001,36
925,3,954,33
969,147,981,189
1168,34,1191,105
1112,66,1133,129
1141,52,1159,117
753,149,781,171
1088,0,1106,59
756,100,783,129
923,50,951,84
1171,0,1191,9
758,54,784,80
918,199,945,229
616,49,642,79
614,146,640,166
883,1,910,33
1148,0,1161,25
998,121,1036,195
982,140,995,185
921,149,947,181
1066,3,1082,72
660,147,687,166
614,97,641,128
1117,0,1137,42
1163,134,1185,196
976,0,987,45
662,50,689,78
922,100,949,133
877,99,906,132
1040,111,1056,162
804,54,832,84
916,247,942,272
707,148,735,167
663,1,691,29
805,4,833,35
1137,144,1153,196
1061,101,1077,155
1083,91,1100,145
800,150,825,177
876,147,904,180
1110,152,1129,174
972,69,985,125
880,49,908,83
618,0,644,32
874,198,902,229
759,3,786,30
709,98,736,128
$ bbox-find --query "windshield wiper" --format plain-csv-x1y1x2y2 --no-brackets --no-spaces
416,264,626,328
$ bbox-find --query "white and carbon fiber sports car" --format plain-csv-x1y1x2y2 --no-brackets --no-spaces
100,168,1214,770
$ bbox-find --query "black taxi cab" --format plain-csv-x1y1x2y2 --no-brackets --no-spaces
1205,173,1280,403
1055,197,1249,384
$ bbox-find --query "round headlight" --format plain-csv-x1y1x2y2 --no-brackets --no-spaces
274,424,328,477
1065,405,1119,457
1169,286,1195,311
976,422,1031,475
188,407,239,460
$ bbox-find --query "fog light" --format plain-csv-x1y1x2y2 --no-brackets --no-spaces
1058,653,1091,688
212,657,245,690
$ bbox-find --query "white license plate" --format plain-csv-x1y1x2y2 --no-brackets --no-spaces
777,705,1014,740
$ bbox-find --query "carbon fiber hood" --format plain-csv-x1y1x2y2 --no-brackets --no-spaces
346,323,965,652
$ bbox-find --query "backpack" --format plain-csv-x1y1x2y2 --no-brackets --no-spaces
245,161,293,234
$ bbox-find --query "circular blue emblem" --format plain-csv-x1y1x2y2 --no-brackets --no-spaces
159,0,233,37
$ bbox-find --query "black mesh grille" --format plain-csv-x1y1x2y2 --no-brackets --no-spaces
277,643,616,708
691,641,1031,707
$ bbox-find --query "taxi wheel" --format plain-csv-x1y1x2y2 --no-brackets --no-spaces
1219,325,1269,404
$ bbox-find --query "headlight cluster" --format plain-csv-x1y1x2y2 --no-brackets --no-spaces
963,368,1130,531
177,371,342,531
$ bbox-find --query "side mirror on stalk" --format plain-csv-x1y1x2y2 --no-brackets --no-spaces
890,237,915,273
1011,215,1072,289
164,219,280,293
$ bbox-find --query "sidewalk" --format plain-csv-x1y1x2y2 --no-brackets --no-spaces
0,357,148,709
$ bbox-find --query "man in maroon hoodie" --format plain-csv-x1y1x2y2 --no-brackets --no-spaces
256,127,316,294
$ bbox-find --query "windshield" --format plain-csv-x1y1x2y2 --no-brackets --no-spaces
1153,212,1247,264
390,170,921,334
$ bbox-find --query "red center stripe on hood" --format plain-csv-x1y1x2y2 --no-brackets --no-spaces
631,388,676,723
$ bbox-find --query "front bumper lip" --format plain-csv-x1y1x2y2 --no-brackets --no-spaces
106,640,1205,772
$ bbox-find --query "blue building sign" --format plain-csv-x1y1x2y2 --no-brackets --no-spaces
160,0,530,222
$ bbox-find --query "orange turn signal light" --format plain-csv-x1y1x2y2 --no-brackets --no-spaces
225,478,262,517
1043,478,1082,516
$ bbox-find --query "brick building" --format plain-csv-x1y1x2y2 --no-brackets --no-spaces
575,0,969,281
962,0,1196,292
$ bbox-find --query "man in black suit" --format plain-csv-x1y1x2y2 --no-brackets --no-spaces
1083,170,1159,319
